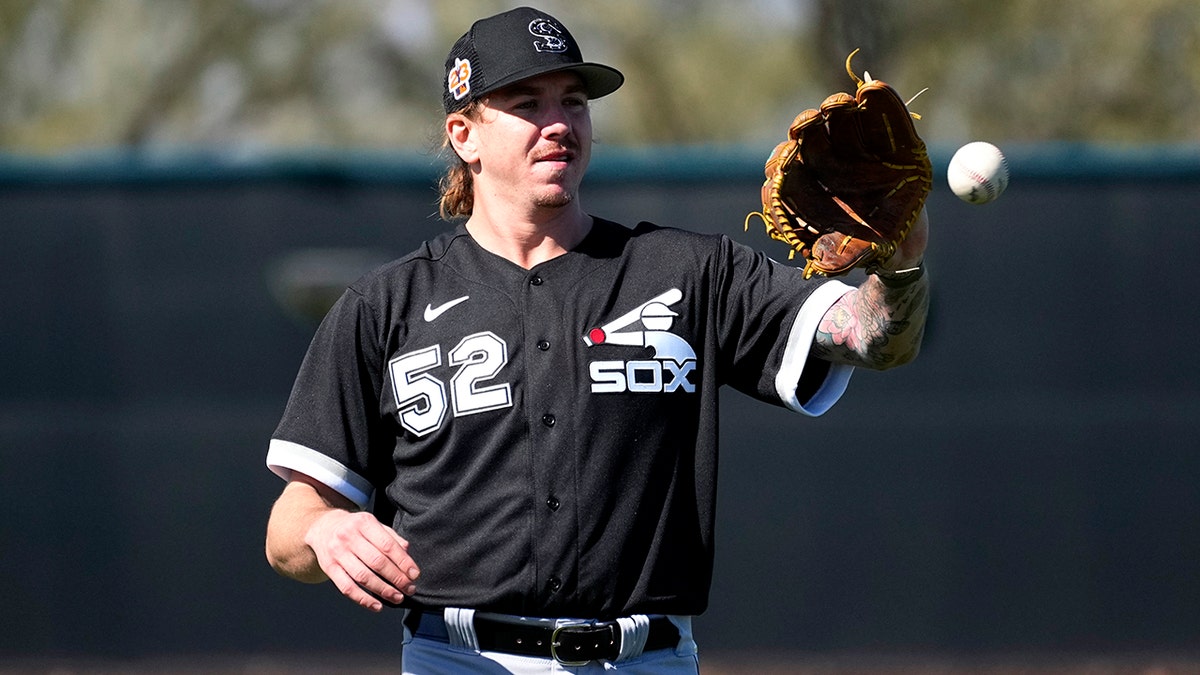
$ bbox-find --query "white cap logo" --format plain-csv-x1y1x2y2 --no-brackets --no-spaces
528,18,568,53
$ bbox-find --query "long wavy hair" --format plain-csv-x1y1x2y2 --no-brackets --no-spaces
437,100,483,221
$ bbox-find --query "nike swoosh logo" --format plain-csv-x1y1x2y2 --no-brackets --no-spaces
424,296,470,322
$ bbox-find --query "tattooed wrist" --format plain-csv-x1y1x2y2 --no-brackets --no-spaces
871,262,925,288
814,273,929,369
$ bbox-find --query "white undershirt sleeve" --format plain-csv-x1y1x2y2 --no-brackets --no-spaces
266,439,374,509
774,279,855,416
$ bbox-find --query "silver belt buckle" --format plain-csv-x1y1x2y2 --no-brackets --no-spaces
550,624,610,666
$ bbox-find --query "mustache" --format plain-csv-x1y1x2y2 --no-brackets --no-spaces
534,140,581,161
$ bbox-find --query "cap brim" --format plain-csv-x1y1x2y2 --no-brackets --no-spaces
570,63,625,100
481,62,625,102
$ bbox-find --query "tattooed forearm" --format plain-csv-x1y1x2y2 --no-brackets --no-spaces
813,273,930,370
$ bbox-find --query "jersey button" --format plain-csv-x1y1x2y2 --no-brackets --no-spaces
541,413,556,427
547,576,562,592
529,274,544,286
537,339,551,351
546,495,560,511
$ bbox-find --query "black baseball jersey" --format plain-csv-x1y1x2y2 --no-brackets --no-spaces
267,218,854,618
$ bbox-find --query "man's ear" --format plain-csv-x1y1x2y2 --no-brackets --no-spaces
446,113,477,163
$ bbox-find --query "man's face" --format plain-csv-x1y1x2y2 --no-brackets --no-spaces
466,71,593,212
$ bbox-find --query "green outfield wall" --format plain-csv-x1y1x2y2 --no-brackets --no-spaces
2,143,1198,659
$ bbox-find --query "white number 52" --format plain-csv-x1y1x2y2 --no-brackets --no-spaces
388,332,512,437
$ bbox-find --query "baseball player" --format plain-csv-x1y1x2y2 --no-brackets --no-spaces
264,6,930,674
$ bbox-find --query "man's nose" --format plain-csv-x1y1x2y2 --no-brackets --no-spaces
541,105,573,138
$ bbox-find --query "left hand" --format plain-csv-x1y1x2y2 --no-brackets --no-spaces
880,207,928,272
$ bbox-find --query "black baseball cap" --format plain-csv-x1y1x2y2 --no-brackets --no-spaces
443,6,624,113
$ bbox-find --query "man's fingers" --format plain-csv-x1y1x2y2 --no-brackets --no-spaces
349,518,419,590
308,510,421,609
326,542,411,608
325,565,389,612
358,547,417,596
342,523,420,600
346,557,407,605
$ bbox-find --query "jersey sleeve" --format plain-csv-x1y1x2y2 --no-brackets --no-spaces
266,287,392,508
715,236,854,416
772,279,854,415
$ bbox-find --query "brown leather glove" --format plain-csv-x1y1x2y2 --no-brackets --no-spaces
749,50,932,279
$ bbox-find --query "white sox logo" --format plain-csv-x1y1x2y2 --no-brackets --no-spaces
584,288,697,394
528,18,569,53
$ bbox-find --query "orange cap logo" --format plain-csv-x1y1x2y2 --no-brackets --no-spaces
448,58,472,101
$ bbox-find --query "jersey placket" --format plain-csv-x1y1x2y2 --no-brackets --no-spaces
521,267,581,611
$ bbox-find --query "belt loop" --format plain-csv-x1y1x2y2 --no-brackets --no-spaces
667,616,697,656
614,614,650,661
401,608,415,643
443,607,479,651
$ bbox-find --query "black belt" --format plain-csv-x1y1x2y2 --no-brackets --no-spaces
404,610,680,665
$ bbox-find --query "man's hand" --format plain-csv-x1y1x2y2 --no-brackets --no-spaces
879,207,928,272
266,473,421,612
303,507,420,612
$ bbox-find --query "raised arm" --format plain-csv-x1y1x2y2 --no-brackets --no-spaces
812,209,930,370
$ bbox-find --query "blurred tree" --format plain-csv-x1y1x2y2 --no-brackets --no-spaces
813,0,897,86
0,0,1196,154
882,0,1200,142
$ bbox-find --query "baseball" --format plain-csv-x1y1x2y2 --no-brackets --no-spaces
947,141,1009,204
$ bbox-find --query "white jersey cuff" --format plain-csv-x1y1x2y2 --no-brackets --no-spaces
776,279,855,416
266,439,374,509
